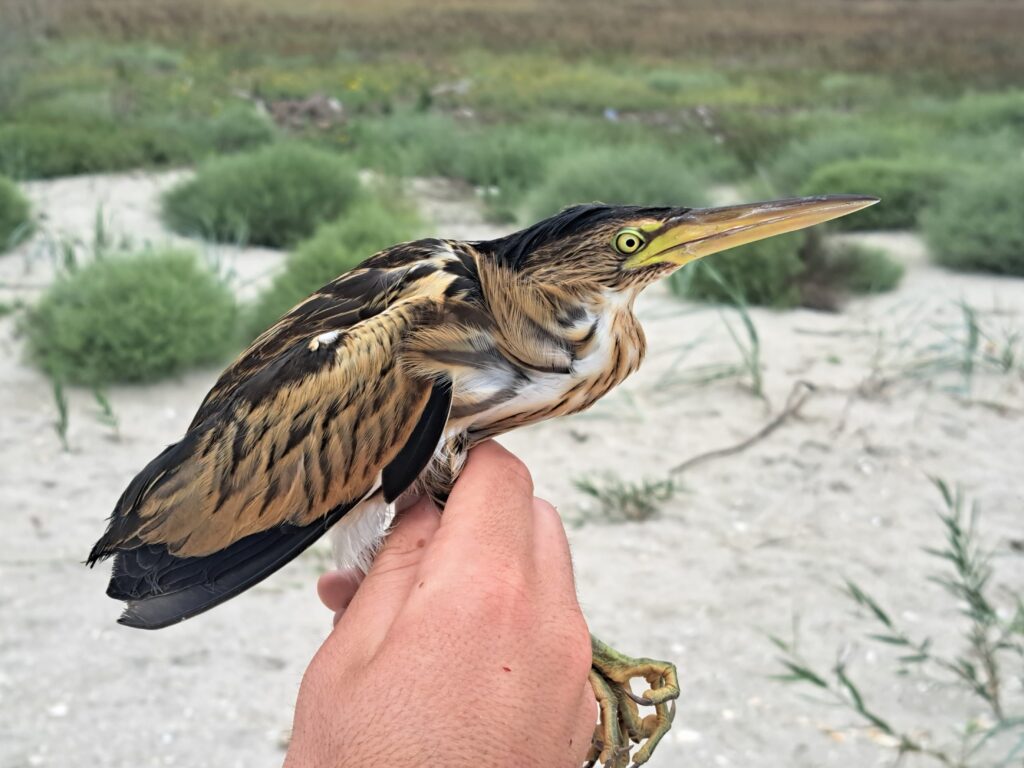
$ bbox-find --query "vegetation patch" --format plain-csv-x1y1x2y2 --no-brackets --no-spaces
922,166,1024,277
245,197,422,339
801,158,948,231
0,176,32,251
25,249,237,385
162,143,360,247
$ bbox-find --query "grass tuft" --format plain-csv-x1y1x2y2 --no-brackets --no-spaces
573,473,676,524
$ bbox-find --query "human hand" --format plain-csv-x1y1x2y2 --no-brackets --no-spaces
287,441,596,768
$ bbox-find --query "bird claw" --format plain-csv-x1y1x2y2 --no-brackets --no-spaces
584,635,680,768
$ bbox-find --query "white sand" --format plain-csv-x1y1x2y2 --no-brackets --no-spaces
1,171,1021,768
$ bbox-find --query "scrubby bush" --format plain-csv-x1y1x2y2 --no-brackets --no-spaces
818,241,905,294
526,145,710,221
922,166,1024,276
245,198,422,339
162,143,361,247
0,176,31,251
801,158,948,231
25,250,237,385
669,232,806,308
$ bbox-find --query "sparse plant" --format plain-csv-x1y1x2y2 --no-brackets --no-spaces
25,248,238,385
0,175,32,252
573,473,676,524
92,388,120,440
770,479,1024,767
922,166,1024,277
652,288,766,400
162,143,361,247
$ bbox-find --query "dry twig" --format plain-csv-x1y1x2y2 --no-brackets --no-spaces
670,380,816,475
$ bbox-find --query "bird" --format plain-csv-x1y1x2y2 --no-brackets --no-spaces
88,194,876,767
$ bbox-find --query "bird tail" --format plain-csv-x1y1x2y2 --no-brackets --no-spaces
98,503,353,630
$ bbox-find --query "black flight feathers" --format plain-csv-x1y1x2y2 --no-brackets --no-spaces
477,204,680,270
93,377,453,630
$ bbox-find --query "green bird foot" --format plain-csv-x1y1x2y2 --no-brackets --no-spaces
584,635,680,768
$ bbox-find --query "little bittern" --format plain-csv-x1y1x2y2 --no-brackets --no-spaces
89,194,875,767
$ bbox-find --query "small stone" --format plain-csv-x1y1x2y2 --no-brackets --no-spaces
673,728,702,744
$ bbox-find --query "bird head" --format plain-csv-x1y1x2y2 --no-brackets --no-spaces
483,195,878,293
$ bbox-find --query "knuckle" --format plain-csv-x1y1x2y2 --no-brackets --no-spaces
499,452,534,495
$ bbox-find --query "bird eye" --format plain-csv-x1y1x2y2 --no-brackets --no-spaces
613,228,646,255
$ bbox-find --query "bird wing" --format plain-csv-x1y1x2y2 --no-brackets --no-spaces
88,259,453,628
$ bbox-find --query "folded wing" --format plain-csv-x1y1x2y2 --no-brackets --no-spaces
88,264,451,628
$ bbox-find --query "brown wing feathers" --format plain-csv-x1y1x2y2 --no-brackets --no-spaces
88,252,460,628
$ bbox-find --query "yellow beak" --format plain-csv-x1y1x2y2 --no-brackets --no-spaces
626,195,879,269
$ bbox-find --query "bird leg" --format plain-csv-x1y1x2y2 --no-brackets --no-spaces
584,635,679,768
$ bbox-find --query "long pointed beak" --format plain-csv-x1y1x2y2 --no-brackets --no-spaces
628,195,879,269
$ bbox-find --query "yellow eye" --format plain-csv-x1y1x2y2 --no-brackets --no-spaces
613,228,646,255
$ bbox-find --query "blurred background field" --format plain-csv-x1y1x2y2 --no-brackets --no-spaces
0,1,1022,767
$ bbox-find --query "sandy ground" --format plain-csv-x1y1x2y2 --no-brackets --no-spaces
1,171,1022,768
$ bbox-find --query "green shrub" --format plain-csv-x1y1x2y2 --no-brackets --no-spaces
245,198,422,339
669,231,806,308
820,241,904,294
25,249,237,385
801,158,948,230
922,166,1024,276
526,145,710,221
0,176,31,251
162,143,361,247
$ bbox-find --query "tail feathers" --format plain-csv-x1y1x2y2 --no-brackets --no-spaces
106,502,353,630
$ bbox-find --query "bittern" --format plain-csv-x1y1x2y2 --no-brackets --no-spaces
89,194,875,767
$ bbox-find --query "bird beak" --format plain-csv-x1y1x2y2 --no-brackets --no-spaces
626,195,879,269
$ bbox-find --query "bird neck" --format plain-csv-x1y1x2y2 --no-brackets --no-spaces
473,255,646,382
